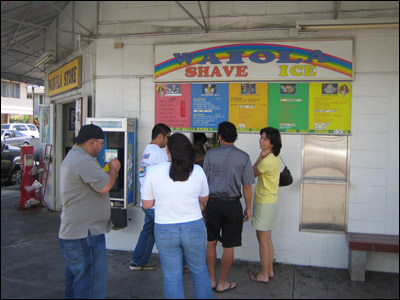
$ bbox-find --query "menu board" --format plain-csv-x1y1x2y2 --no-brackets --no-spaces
190,83,229,131
309,83,352,134
268,83,309,133
155,82,352,135
229,83,268,132
155,84,191,130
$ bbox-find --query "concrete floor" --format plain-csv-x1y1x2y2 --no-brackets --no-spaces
1,184,399,299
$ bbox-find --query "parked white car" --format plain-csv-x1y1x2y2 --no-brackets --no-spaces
1,123,39,138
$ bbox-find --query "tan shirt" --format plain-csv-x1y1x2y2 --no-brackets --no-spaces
58,145,112,239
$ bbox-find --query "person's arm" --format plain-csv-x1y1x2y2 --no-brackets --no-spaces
253,150,271,177
199,195,209,203
253,157,263,177
242,185,252,222
141,165,156,209
199,195,209,218
100,158,121,194
142,199,155,209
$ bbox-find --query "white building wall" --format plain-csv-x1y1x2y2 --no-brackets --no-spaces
1,81,33,115
45,1,398,272
96,32,398,272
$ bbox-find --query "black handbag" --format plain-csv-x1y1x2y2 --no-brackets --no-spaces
279,157,293,187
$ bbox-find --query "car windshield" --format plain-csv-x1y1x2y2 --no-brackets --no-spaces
15,131,26,137
1,125,10,130
14,125,27,131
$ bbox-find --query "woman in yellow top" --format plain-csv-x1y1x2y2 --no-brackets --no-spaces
250,127,282,283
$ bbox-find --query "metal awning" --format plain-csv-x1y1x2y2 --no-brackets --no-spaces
1,1,211,85
1,1,70,85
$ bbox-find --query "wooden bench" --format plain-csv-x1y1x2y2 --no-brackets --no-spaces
346,232,399,281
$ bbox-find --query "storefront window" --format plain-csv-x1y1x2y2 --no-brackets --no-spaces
1,81,20,98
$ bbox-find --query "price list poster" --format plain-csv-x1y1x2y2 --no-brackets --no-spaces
308,83,352,134
268,83,309,133
229,83,268,132
155,84,191,130
191,83,229,131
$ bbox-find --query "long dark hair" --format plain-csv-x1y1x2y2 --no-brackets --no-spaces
168,133,195,182
260,127,282,156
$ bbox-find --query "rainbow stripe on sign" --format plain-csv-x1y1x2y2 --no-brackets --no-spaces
155,43,353,79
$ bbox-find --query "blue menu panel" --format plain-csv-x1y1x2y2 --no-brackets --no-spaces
191,83,229,131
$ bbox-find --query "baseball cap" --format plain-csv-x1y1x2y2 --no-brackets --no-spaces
72,124,104,144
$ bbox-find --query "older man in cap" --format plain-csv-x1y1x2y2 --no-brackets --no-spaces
58,124,121,299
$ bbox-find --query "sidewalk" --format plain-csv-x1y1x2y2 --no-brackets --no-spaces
1,184,399,299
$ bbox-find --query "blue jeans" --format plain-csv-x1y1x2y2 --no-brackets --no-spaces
58,234,107,299
155,219,213,299
131,208,155,266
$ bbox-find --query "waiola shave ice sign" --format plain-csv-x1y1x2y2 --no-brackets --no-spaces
154,40,353,82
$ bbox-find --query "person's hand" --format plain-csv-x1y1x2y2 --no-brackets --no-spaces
243,206,251,222
260,149,272,159
108,158,121,172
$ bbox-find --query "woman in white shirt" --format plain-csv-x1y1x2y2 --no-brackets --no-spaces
142,133,213,299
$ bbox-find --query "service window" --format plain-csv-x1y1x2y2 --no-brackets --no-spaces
300,135,349,232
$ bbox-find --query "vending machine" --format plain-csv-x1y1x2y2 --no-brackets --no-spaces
86,118,138,228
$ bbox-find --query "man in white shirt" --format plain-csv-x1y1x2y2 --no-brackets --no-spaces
129,123,171,270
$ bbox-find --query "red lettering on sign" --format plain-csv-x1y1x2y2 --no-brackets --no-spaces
236,66,248,77
210,67,222,77
222,66,235,76
185,67,197,77
185,66,249,78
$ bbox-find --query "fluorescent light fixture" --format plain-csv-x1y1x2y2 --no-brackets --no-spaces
34,51,55,67
297,18,399,32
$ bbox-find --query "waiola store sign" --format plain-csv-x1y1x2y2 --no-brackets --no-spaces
154,39,353,82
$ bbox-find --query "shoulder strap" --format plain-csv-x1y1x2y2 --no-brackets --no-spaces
280,156,287,167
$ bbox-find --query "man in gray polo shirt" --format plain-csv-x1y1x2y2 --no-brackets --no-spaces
58,124,121,299
203,121,255,293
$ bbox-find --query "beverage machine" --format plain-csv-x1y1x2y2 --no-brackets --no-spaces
86,118,138,228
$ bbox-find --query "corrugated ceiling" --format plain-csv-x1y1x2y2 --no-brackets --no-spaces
1,1,70,85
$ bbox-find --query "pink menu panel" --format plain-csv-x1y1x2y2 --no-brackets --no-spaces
155,84,191,129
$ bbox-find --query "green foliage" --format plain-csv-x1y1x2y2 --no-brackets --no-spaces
9,114,30,123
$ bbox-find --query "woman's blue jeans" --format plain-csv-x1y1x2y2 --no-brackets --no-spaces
155,219,213,299
58,234,107,299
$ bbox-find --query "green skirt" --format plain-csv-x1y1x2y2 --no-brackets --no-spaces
252,200,279,231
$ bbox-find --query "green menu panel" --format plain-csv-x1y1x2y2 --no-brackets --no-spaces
268,83,309,133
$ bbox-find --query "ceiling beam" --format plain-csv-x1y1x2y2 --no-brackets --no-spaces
2,49,40,72
4,2,35,54
47,1,94,36
334,1,341,19
1,50,44,72
1,71,44,85
175,1,206,32
2,17,86,36
198,1,209,32
2,32,44,57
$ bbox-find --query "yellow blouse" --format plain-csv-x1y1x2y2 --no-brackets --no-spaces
254,154,281,204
